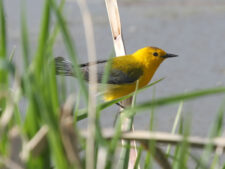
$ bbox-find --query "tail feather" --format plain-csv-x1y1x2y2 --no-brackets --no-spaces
55,56,74,76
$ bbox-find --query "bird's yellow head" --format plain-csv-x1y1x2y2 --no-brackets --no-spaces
133,46,177,67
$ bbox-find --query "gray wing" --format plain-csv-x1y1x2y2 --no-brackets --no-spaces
81,62,143,84
55,57,143,84
106,68,143,84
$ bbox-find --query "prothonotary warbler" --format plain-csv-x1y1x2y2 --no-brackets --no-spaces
55,46,177,101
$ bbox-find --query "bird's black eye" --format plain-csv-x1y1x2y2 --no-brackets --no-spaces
153,52,158,56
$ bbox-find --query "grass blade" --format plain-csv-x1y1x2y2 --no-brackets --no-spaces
126,87,225,114
166,101,183,155
0,0,8,111
20,0,30,69
49,0,88,102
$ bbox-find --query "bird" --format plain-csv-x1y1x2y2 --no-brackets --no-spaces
55,46,177,101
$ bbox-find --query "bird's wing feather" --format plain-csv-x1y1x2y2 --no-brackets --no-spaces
55,56,74,76
107,67,143,84
81,57,143,84
55,56,143,84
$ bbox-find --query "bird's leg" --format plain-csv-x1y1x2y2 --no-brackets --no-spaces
113,102,125,126
116,102,125,109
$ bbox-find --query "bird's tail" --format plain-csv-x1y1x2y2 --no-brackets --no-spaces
55,56,74,76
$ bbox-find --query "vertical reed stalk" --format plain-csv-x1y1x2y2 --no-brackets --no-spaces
105,0,138,168
76,0,97,169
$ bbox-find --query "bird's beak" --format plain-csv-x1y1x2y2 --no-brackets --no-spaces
162,53,178,58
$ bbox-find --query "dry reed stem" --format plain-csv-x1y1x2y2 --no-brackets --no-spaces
105,0,132,128
141,142,172,169
105,0,126,56
76,0,97,169
96,147,108,169
215,130,225,156
60,95,82,168
21,125,48,161
9,126,24,169
0,157,24,169
80,129,225,150
105,0,138,168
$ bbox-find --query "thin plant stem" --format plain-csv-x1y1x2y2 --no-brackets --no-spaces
76,0,97,169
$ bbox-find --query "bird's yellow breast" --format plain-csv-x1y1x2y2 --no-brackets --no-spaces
103,63,159,101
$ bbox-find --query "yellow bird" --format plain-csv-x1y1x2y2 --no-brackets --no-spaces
55,46,177,101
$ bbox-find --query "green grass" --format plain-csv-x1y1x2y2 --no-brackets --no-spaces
0,0,225,169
